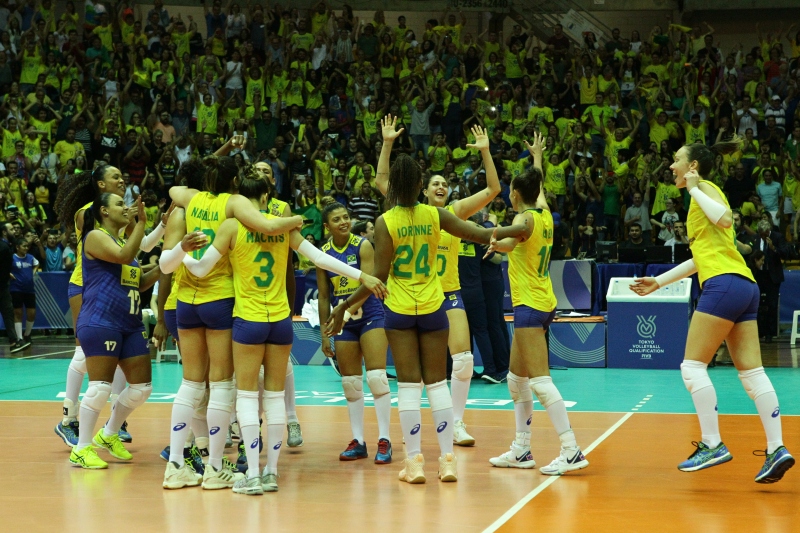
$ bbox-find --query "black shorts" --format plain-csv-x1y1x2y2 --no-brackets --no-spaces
11,292,35,309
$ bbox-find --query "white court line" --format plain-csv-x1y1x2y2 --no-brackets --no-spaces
14,350,74,360
483,411,634,533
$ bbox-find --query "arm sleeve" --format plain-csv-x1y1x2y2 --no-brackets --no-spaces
139,222,166,252
688,186,728,225
159,242,186,274
297,240,362,280
654,258,697,288
181,246,222,278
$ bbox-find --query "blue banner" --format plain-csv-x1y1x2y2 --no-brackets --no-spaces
606,301,690,369
0,272,72,330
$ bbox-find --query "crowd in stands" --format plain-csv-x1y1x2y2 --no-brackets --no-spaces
0,0,799,279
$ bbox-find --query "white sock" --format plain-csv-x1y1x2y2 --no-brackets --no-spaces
192,389,209,450
14,322,22,340
530,377,575,448
682,360,721,448
398,382,423,458
111,366,126,395
450,351,473,422
64,347,86,422
284,362,298,423
23,320,32,336
76,403,100,450
740,367,783,453
104,383,150,436
207,381,235,471
515,400,533,435
344,378,365,444
263,390,286,475
169,380,205,465
265,423,283,475
427,380,454,455
373,391,392,441
508,372,533,434
236,390,261,479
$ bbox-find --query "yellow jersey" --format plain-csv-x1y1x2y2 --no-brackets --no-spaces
69,201,95,287
437,205,461,293
686,180,754,287
383,204,443,315
268,197,289,217
231,213,291,322
178,192,234,304
164,267,182,311
508,209,557,311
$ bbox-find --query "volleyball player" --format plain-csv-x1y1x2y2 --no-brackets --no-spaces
159,154,302,490
53,166,166,447
485,133,589,475
375,117,502,446
69,194,164,468
317,202,392,463
326,153,527,484
632,140,794,483
176,171,386,494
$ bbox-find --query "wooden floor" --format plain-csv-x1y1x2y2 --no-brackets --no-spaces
3,402,798,533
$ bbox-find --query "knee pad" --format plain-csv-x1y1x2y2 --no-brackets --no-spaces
69,347,86,375
426,379,453,412
366,369,390,397
175,379,206,409
262,390,287,426
529,376,562,408
451,351,474,382
397,382,422,412
236,391,260,428
739,367,774,401
118,382,152,410
680,360,713,395
82,381,112,413
342,375,364,402
208,381,236,413
507,372,532,404
286,360,294,377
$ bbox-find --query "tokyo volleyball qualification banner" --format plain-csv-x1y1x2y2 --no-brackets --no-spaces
606,301,690,369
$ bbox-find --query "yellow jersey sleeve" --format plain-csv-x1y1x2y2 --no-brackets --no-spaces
436,204,461,293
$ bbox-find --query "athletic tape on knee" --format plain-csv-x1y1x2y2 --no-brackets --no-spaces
286,360,294,377
236,391,260,428
451,351,474,382
69,347,86,375
397,382,422,412
507,372,532,404
262,390,287,425
82,381,112,413
738,367,775,401
342,375,364,402
426,380,453,412
117,383,152,410
680,360,713,395
529,376,562,408
175,379,206,409
208,381,236,413
366,369,390,397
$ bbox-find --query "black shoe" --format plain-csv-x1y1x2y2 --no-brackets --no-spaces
23,335,31,345
472,371,485,380
386,372,397,380
9,341,24,353
330,355,341,376
481,372,508,384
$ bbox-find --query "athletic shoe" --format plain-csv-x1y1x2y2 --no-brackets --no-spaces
438,453,458,482
69,445,108,469
339,439,368,461
261,470,279,492
330,355,341,377
233,475,264,495
453,420,475,447
188,446,205,475
202,464,244,490
386,371,397,381
10,341,27,353
398,453,426,484
92,429,132,460
287,421,303,447
482,372,508,384
375,438,392,464
754,446,795,484
236,442,248,473
160,446,170,461
23,336,31,346
55,419,79,447
118,421,132,443
197,447,209,459
472,371,485,380
230,421,241,441
163,461,202,489
539,446,589,475
677,441,732,472
222,456,241,474
490,443,537,469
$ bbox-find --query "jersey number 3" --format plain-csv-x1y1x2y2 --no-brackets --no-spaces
253,251,275,287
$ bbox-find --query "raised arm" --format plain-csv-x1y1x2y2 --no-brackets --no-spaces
375,114,404,197
451,125,499,219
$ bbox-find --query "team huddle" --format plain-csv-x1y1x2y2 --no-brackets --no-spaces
50,116,792,495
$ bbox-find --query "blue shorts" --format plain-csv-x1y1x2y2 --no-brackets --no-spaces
337,316,385,342
514,305,556,330
68,282,82,299
696,274,759,323
443,291,465,311
77,326,149,360
164,309,179,341
384,304,449,332
177,298,234,330
232,317,293,345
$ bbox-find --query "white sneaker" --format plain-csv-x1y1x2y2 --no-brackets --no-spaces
233,475,263,495
490,442,537,469
163,461,202,489
261,468,279,492
398,453,426,484
539,447,589,476
438,453,458,482
202,464,245,489
453,420,475,447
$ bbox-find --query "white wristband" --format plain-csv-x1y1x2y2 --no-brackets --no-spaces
654,258,697,288
688,186,727,225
